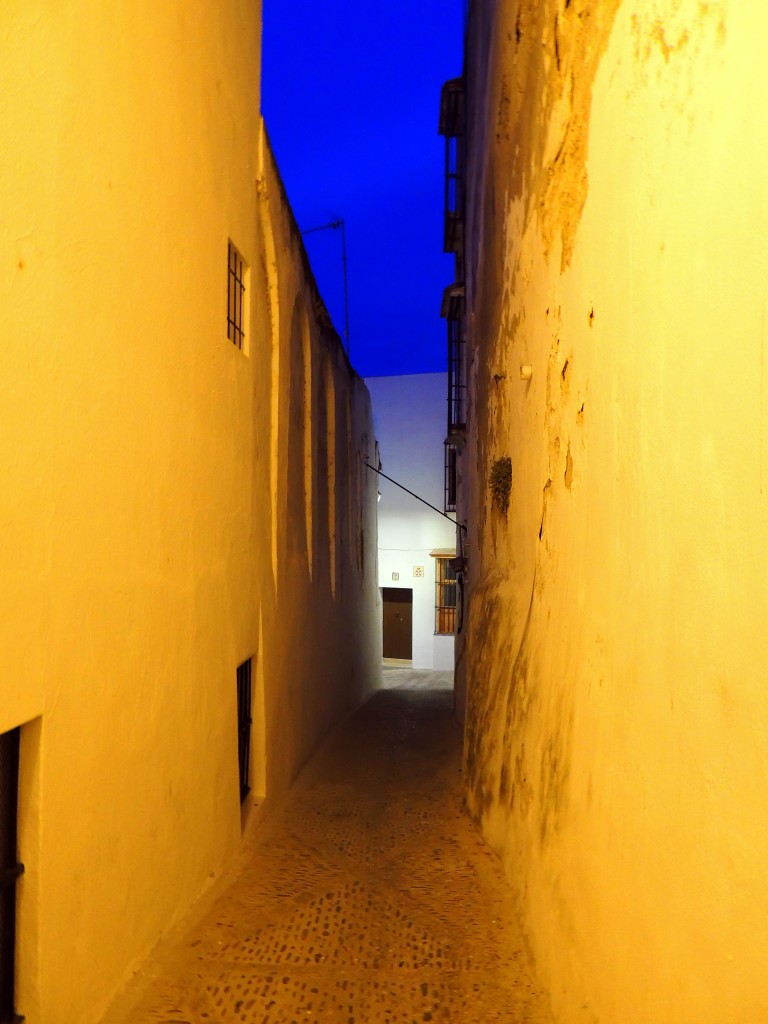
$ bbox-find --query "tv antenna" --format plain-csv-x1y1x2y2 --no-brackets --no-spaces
302,218,350,357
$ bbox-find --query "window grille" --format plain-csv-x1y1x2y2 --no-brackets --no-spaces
434,557,457,635
236,660,252,802
439,78,465,255
444,288,466,434
227,241,247,350
0,728,23,1024
447,311,465,433
444,442,457,513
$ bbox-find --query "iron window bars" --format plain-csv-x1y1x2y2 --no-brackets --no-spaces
442,286,466,435
444,442,458,514
434,556,458,635
227,242,246,350
439,78,465,255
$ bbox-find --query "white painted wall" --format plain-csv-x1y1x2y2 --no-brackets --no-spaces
366,373,456,670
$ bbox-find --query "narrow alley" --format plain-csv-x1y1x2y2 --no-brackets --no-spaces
103,671,551,1024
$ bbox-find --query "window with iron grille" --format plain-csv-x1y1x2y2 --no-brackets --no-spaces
236,659,252,802
444,442,457,513
434,557,457,635
444,288,466,434
0,727,23,1024
227,241,247,351
439,78,465,255
447,312,465,433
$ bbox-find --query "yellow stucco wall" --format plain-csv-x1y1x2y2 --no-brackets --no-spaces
1,6,380,1022
463,2,768,1021
255,133,382,804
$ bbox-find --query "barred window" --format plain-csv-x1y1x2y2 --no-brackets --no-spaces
434,556,457,635
236,659,252,801
444,442,457,513
227,241,248,350
439,77,465,255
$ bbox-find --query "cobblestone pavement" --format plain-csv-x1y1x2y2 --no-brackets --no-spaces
104,671,551,1023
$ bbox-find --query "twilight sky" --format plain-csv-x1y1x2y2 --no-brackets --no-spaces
261,0,464,378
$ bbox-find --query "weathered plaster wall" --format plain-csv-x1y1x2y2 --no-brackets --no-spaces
0,6,379,1023
463,1,768,1021
367,373,456,670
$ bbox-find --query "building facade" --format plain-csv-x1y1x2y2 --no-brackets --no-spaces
0,5,380,1023
454,1,768,1022
366,373,456,672
438,75,469,715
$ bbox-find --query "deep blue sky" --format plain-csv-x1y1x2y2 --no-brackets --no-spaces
261,1,464,377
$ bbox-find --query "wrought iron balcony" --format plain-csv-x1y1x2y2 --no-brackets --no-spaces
439,78,465,255
444,441,458,514
441,284,466,435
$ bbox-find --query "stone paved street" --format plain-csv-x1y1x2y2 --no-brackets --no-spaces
103,670,551,1023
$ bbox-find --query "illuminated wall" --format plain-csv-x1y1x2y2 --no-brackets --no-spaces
367,373,456,670
0,5,380,1023
462,1,768,1021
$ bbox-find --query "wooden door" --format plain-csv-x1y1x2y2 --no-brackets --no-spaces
382,588,413,659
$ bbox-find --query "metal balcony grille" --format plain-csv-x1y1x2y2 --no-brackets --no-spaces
236,660,252,802
434,557,457,635
439,78,465,255
227,242,246,350
444,135,464,255
444,442,458,514
444,288,466,434
0,729,23,1024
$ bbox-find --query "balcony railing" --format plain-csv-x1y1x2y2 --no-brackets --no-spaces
439,78,465,255
441,285,466,435
444,441,458,514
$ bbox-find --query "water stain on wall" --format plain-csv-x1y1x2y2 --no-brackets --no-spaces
488,0,622,273
465,0,614,868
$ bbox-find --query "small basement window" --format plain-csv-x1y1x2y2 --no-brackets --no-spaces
227,241,248,351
